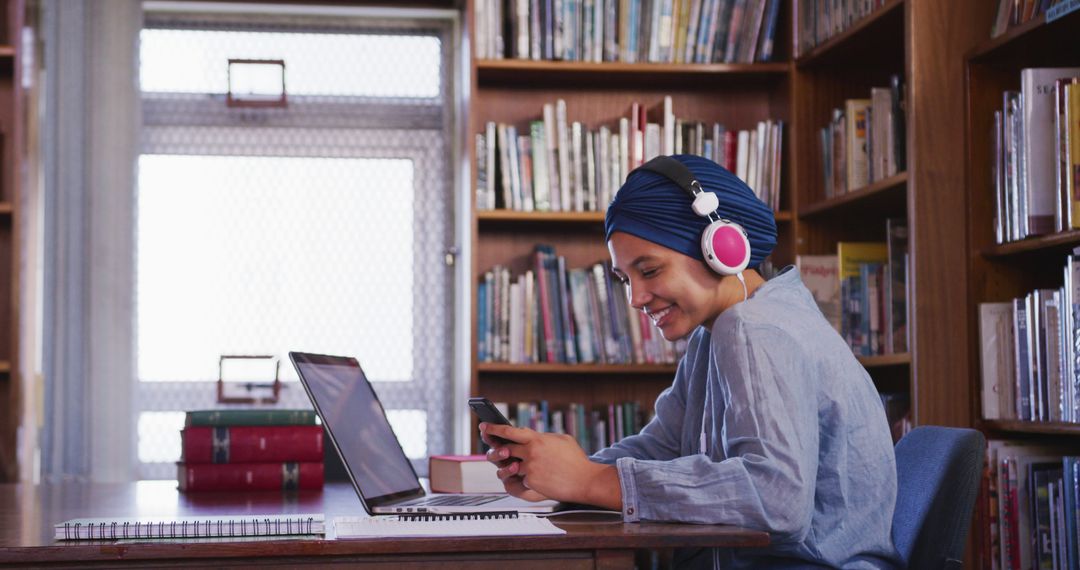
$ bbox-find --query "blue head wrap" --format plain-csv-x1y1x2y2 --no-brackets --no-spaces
604,155,777,269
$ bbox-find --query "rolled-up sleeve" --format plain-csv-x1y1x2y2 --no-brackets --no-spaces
613,319,820,543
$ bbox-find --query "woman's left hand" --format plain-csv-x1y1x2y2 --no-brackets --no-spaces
480,422,622,510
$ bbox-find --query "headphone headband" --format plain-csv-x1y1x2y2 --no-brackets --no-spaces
633,156,701,203
629,156,752,276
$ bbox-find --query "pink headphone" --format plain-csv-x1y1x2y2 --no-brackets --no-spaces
634,156,752,276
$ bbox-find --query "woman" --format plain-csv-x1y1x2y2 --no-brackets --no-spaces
480,155,900,568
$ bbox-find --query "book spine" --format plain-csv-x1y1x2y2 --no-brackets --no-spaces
181,426,324,464
184,410,318,427
178,462,324,492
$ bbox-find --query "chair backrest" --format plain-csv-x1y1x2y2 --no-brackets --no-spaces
892,426,985,570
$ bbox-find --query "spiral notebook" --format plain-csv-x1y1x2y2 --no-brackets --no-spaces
330,511,565,539
54,514,325,541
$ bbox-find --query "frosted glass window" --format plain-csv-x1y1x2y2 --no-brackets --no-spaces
137,155,415,383
140,29,441,98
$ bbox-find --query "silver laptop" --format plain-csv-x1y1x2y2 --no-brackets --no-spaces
289,352,559,514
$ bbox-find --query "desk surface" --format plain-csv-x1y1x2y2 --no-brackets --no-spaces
0,481,769,566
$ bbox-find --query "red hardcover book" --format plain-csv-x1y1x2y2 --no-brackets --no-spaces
178,462,324,492
724,130,738,172
180,426,323,464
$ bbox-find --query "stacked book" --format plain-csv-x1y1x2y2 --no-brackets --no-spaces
991,67,1080,244
983,442,1080,570
818,76,906,199
978,248,1080,425
796,220,909,358
475,0,784,64
478,244,687,365
483,400,650,455
796,0,891,56
476,96,783,213
178,409,325,492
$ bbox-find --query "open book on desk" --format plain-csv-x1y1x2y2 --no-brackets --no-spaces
55,514,324,541
331,511,565,539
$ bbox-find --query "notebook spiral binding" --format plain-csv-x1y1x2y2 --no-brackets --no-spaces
394,511,519,522
59,515,320,540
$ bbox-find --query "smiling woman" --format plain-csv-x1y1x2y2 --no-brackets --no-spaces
480,154,903,570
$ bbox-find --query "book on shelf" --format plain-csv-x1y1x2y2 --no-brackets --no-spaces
183,409,318,427
177,461,324,492
845,99,871,191
1069,82,1080,228
477,246,687,365
798,236,907,358
428,454,503,494
55,513,325,541
885,218,909,354
331,512,564,539
991,69,1080,243
981,441,1080,570
1023,68,1080,235
819,79,905,200
837,242,887,357
180,425,324,464
477,97,783,214
978,247,1080,423
796,254,840,332
796,0,891,56
479,399,649,455
475,0,783,64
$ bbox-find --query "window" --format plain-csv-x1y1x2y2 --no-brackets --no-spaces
135,11,456,480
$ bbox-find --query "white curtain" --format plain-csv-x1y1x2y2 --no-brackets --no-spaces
40,0,141,482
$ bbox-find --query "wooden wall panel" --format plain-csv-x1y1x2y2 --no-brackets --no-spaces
908,0,986,428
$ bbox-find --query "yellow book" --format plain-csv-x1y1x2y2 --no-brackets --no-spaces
1070,84,1080,225
837,242,887,279
836,242,887,356
845,99,872,191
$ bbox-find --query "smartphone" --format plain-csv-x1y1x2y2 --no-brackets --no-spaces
468,397,514,444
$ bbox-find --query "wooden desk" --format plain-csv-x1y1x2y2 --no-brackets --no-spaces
0,481,769,568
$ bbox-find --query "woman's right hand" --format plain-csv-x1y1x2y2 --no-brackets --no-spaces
480,424,551,503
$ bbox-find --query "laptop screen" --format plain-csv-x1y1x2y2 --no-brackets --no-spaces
289,352,422,506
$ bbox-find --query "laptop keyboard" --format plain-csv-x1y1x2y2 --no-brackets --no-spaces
408,495,503,507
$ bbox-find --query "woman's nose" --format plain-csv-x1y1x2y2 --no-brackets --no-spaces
626,281,650,310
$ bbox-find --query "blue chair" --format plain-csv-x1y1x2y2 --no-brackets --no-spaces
892,426,985,570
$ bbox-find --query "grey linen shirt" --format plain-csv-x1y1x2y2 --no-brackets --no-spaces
591,266,901,569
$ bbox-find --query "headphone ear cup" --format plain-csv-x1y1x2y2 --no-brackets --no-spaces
701,221,751,275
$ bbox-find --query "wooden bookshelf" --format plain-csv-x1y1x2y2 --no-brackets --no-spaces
478,209,793,225
468,0,984,462
0,0,25,483
789,0,987,461
980,420,1080,437
966,8,1079,64
797,172,907,219
982,230,1080,258
477,210,606,224
477,60,790,85
857,353,910,368
962,5,1080,566
466,0,797,451
794,0,904,69
477,363,677,375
